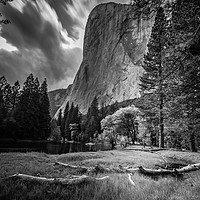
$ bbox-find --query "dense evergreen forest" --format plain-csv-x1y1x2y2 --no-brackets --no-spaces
135,0,200,151
54,97,118,143
0,74,51,140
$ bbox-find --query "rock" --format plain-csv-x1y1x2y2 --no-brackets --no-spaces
55,2,155,116
48,85,72,117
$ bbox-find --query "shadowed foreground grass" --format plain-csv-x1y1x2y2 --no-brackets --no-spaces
0,150,200,200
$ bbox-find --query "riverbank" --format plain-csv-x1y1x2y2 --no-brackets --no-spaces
1,148,200,199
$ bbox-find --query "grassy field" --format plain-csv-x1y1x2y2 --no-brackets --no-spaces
0,148,200,200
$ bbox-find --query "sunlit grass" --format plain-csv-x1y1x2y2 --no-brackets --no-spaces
1,172,200,200
0,150,200,199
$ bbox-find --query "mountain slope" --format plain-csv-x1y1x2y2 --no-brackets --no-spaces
48,85,71,117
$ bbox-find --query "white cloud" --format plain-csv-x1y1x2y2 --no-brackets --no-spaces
9,0,26,12
0,37,17,51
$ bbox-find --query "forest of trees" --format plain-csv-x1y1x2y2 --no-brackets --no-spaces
138,0,200,151
53,97,123,144
0,74,51,140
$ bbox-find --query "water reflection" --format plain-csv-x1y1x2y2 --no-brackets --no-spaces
46,142,87,154
0,141,111,154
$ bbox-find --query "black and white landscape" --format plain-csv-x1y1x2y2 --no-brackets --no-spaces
0,0,200,199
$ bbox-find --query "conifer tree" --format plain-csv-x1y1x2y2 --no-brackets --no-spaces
65,103,74,141
84,96,101,139
11,81,20,110
0,76,12,114
3,83,12,112
182,59,200,152
39,78,51,139
99,102,107,120
0,89,5,135
17,74,40,139
72,105,79,124
140,7,167,148
166,0,200,151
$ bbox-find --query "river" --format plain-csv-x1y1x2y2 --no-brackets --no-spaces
0,140,111,154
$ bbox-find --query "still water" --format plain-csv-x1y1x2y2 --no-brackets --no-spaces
0,140,110,154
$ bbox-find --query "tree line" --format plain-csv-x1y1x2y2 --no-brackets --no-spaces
0,74,51,140
53,97,123,143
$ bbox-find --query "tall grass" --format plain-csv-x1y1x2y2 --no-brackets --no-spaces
1,151,200,199
1,172,200,200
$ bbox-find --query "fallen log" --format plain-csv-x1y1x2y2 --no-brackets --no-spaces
6,173,109,185
138,163,200,177
55,161,200,177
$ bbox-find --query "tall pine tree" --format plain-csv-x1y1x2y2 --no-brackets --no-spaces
11,81,20,111
65,103,74,141
0,76,7,125
17,74,40,139
84,96,101,139
0,88,5,136
39,78,51,139
164,0,200,151
140,7,168,148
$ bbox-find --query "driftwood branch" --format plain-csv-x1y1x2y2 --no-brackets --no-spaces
4,163,200,186
138,163,200,176
128,174,135,186
55,161,200,177
6,173,109,185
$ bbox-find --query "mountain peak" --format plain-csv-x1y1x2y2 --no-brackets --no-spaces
55,2,155,116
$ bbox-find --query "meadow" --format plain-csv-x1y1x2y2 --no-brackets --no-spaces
0,148,200,200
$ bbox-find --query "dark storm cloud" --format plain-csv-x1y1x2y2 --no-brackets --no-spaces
1,2,63,58
0,47,82,90
0,0,82,89
0,50,33,85
48,0,81,39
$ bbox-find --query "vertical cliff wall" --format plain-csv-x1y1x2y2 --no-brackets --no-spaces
56,2,155,115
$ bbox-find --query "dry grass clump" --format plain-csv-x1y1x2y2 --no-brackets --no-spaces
55,150,162,168
1,172,200,200
0,150,200,200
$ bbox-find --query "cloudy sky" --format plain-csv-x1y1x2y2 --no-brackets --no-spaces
0,0,129,91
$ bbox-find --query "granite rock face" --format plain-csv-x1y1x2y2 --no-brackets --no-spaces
56,2,155,116
48,85,71,117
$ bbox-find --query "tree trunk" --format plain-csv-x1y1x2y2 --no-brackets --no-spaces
131,120,136,144
159,92,164,148
129,130,135,144
190,131,197,152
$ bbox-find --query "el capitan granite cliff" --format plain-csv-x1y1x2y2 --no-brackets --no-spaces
55,2,155,116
